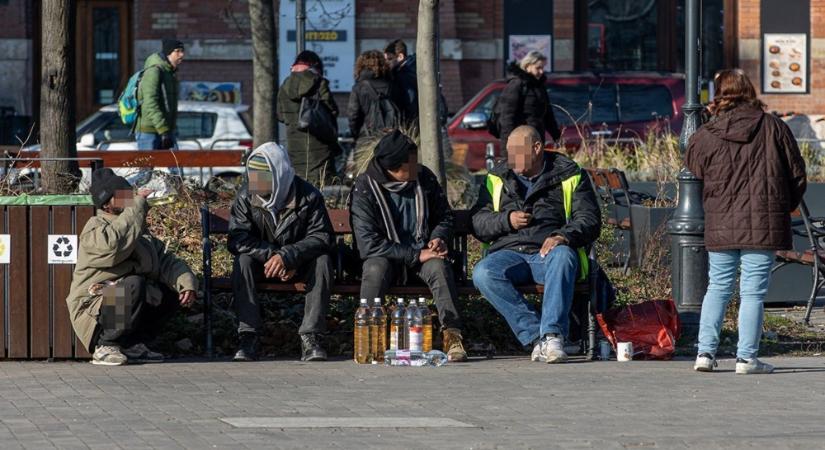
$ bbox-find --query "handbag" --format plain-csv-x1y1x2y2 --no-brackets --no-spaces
297,90,338,145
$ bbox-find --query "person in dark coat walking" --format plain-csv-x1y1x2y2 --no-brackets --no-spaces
277,51,340,187
347,50,401,145
497,51,561,157
349,130,468,362
687,69,807,375
384,39,418,121
471,125,600,364
228,142,335,362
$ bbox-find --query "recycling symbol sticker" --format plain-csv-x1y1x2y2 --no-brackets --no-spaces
47,235,78,264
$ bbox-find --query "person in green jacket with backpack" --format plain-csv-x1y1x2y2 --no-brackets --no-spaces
135,39,184,150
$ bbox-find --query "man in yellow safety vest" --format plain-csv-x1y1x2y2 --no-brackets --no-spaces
471,125,601,363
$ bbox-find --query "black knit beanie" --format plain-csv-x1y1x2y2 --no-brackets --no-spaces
375,130,417,170
90,168,132,209
162,39,184,56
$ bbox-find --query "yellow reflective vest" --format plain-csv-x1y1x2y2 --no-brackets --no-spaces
485,172,590,280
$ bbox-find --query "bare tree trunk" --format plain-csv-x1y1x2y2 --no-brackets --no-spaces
416,0,446,187
249,0,277,147
40,0,78,193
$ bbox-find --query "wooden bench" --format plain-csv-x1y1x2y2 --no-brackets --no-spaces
201,206,599,359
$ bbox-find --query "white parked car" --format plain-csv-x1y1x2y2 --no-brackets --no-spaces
17,101,253,189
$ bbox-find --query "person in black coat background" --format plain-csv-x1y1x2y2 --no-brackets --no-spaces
347,50,402,144
497,51,562,156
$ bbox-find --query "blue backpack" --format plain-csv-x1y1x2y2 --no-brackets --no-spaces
117,69,146,125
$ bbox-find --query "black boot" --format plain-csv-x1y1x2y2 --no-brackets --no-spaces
233,332,259,361
300,334,327,361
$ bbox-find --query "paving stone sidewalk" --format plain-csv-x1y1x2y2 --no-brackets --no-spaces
0,355,824,449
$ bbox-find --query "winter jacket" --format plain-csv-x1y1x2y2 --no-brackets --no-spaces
471,152,601,254
277,69,339,186
66,196,197,351
350,162,453,267
392,55,418,120
347,69,400,141
228,177,335,270
498,63,561,147
685,105,807,251
136,53,179,135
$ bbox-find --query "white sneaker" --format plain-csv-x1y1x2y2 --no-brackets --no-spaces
531,342,544,362
540,335,568,364
736,357,774,375
92,345,127,366
693,353,717,372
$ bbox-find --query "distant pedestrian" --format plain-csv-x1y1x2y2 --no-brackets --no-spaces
495,51,561,157
347,50,401,144
688,69,807,375
277,50,340,187
384,39,418,121
135,39,184,150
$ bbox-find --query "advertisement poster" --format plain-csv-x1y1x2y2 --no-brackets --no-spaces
508,35,552,65
763,33,808,93
180,82,242,104
279,0,356,93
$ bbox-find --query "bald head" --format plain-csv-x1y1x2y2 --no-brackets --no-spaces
507,125,544,176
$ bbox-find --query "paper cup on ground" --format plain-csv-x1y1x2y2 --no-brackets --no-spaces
617,342,633,361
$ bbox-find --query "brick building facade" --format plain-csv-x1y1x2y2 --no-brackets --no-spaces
0,1,823,137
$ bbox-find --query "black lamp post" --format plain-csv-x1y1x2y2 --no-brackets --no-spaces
667,0,708,332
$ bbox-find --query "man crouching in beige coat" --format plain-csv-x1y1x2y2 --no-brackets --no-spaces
67,168,197,366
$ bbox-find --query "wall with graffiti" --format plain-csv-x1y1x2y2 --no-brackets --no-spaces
179,81,242,104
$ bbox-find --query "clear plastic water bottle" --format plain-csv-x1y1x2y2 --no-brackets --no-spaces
418,297,433,352
404,298,417,350
389,298,406,350
354,298,371,364
407,299,423,352
369,298,387,363
383,349,448,367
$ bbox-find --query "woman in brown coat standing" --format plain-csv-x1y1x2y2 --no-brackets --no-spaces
686,69,807,374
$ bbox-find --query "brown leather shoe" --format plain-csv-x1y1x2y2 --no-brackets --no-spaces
442,328,468,362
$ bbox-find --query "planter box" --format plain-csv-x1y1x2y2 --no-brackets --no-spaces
629,204,675,267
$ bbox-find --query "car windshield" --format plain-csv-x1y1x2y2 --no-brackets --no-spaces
550,81,673,127
76,111,115,136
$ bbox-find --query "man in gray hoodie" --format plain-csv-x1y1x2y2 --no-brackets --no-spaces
228,143,335,361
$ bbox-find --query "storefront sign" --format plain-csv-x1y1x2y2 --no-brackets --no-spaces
279,0,356,93
762,33,807,94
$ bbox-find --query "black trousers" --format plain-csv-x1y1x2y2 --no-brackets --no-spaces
231,253,332,335
95,275,179,348
360,257,463,330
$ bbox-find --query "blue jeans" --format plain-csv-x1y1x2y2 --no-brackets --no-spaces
697,250,775,360
135,132,177,150
473,247,579,346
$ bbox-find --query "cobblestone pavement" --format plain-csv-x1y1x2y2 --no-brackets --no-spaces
0,356,823,449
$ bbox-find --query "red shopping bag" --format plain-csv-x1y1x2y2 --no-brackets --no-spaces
596,299,681,360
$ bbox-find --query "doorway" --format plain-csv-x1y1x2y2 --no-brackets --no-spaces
76,0,132,121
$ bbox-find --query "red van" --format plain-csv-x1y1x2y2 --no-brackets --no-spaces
447,72,685,172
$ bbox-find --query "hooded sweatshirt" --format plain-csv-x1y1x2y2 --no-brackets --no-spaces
245,142,296,224
685,105,807,251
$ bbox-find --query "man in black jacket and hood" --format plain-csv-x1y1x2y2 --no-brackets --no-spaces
228,142,335,362
350,130,467,362
472,125,600,364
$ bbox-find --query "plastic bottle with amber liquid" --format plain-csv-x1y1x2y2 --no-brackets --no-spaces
369,298,387,363
389,298,406,350
354,298,371,364
418,297,433,352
